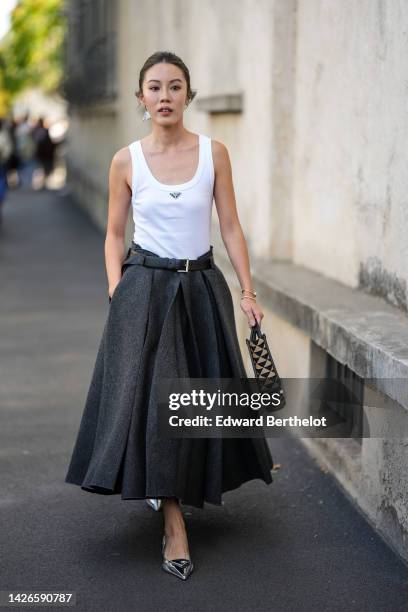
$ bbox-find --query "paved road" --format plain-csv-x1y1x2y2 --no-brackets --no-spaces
1,187,408,612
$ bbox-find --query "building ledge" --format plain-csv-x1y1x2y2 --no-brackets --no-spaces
70,99,119,117
212,232,408,410
195,92,243,114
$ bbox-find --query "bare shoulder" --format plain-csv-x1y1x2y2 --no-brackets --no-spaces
110,146,132,188
111,145,131,170
211,139,232,176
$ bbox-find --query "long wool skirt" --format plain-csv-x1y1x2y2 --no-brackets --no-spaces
64,243,274,508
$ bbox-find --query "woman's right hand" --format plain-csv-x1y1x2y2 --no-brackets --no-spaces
108,282,119,302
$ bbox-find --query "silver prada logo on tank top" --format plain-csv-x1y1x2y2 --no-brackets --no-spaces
169,192,182,198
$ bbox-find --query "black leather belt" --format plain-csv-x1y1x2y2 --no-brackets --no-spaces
121,247,215,273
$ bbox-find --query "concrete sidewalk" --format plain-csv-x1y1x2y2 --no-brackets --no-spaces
1,187,407,612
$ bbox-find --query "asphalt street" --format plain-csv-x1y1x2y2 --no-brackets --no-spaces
1,187,407,612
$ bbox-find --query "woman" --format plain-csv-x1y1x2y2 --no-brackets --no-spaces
65,51,274,581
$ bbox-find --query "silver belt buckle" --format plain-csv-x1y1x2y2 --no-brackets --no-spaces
177,258,190,272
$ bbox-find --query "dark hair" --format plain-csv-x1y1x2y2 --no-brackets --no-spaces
134,51,197,108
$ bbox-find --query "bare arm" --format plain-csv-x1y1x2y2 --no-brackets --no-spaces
105,148,131,298
212,140,263,327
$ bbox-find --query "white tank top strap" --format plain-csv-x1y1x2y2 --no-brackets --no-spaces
127,141,140,198
203,134,215,187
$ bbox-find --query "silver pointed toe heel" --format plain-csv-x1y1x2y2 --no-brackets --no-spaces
146,498,163,511
161,534,194,581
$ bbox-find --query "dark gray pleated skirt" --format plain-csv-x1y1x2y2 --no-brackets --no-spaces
64,243,274,508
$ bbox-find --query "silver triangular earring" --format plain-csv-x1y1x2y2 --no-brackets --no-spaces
143,107,151,121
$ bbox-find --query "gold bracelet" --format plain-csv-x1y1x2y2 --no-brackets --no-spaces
241,295,256,301
241,288,257,297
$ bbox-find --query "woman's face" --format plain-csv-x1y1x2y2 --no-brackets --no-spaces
140,63,188,123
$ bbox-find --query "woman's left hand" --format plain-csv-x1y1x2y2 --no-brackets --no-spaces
240,297,264,327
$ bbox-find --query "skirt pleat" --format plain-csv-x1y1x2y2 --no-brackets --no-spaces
65,246,274,508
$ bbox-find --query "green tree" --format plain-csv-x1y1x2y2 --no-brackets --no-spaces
0,0,66,115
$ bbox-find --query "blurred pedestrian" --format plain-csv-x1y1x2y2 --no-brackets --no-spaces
0,117,13,226
32,117,57,189
15,112,36,188
6,117,21,188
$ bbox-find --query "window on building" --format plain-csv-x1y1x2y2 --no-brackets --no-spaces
325,353,364,443
63,0,117,106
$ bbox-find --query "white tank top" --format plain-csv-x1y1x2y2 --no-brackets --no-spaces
127,133,214,259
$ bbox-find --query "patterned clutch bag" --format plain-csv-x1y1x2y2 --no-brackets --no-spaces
245,320,285,406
